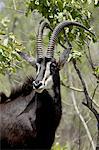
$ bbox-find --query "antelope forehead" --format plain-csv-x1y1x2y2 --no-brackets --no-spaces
36,61,52,79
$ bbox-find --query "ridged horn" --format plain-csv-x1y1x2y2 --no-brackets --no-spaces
37,20,50,59
46,21,94,58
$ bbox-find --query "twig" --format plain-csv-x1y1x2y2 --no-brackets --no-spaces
63,29,72,48
58,41,67,49
84,42,99,80
72,59,99,150
72,60,92,105
60,80,84,92
5,7,25,14
92,84,99,100
13,0,16,10
72,60,99,118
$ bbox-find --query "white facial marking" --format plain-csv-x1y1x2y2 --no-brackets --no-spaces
36,63,41,76
34,61,54,97
41,62,52,87
42,62,51,81
37,62,53,89
44,75,53,89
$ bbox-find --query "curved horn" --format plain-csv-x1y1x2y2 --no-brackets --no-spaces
37,20,50,59
46,21,95,58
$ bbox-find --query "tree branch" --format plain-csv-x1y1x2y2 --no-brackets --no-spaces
5,7,25,14
72,60,99,118
60,80,84,92
72,59,99,150
84,42,99,80
13,0,16,10
68,65,95,150
92,84,99,100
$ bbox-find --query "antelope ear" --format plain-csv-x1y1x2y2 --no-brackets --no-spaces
16,50,36,68
58,47,71,70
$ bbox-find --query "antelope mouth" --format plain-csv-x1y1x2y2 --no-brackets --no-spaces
34,88,44,93
33,84,45,93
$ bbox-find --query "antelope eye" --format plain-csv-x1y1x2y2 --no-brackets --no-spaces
51,62,56,67
50,62,57,73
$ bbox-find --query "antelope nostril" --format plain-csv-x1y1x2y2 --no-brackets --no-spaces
33,81,42,89
35,80,39,85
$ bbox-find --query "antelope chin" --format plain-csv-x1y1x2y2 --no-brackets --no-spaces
34,88,44,93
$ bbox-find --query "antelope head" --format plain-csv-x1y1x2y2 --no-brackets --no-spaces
18,20,94,93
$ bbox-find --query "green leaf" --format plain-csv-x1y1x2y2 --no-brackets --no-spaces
1,17,10,28
0,30,5,35
94,66,99,77
87,0,92,4
57,0,63,11
68,50,83,62
94,0,98,5
52,143,61,150
0,48,3,54
3,38,8,46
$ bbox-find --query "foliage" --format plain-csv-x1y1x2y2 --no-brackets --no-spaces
52,143,68,150
0,0,98,74
94,66,99,78
26,0,97,52
0,17,25,74
68,50,83,62
26,0,98,26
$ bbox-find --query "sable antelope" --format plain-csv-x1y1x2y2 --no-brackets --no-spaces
0,20,94,150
